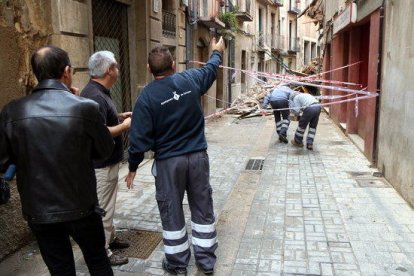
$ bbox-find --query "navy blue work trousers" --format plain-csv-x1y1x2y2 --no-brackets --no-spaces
270,100,290,136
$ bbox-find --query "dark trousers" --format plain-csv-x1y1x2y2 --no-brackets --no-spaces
294,105,321,145
29,213,113,276
270,100,290,136
154,151,217,271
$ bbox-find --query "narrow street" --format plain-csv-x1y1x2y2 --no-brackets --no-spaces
1,113,413,276
1,1,414,275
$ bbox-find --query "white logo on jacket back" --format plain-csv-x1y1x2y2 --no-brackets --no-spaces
161,90,192,105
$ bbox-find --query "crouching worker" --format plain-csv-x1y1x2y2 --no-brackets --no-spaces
262,84,295,143
289,91,321,150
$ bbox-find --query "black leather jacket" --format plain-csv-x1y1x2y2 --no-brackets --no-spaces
0,80,114,223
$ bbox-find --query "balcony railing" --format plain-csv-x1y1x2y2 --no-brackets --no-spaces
235,0,253,22
198,0,225,29
258,33,286,51
235,11,253,22
271,34,285,51
288,0,301,14
274,0,283,6
288,37,300,52
236,0,251,11
257,0,274,5
257,32,271,48
162,10,176,38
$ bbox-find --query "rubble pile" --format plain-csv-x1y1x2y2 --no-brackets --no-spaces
228,81,280,118
300,58,321,75
302,0,324,30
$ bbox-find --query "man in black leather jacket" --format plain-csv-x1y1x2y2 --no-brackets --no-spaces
0,46,115,275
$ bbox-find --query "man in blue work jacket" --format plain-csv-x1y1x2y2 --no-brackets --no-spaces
126,37,225,275
262,84,296,143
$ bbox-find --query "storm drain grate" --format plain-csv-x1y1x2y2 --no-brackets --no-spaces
356,178,391,188
245,159,264,171
112,229,162,259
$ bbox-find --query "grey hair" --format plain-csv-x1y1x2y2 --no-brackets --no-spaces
88,51,117,78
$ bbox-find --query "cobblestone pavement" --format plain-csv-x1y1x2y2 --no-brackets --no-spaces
0,113,413,276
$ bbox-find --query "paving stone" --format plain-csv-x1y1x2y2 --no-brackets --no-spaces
391,252,414,265
258,259,281,272
257,273,277,276
397,242,414,253
320,262,334,276
259,250,283,260
143,267,165,275
308,261,321,275
282,260,307,274
307,250,331,259
334,270,362,276
233,263,257,271
230,270,258,276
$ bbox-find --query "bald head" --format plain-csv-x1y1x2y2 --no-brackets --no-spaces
148,46,174,77
31,46,71,82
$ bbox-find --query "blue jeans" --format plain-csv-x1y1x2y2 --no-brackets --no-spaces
29,213,113,276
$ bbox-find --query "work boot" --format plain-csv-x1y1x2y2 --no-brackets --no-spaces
291,139,304,147
109,253,128,266
196,263,214,275
162,258,187,275
109,236,130,249
279,135,288,144
306,144,313,150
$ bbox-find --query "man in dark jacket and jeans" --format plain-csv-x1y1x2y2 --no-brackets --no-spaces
0,46,114,275
126,37,225,275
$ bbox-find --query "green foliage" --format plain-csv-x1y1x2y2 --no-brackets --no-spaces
219,8,239,32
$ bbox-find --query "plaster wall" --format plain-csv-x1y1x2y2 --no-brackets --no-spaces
378,0,414,206
0,0,52,109
0,0,53,260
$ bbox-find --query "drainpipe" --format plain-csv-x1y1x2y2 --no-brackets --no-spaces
185,9,193,69
226,0,232,107
185,0,196,69
373,0,385,165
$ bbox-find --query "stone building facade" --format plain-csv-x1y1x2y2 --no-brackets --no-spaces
297,0,320,70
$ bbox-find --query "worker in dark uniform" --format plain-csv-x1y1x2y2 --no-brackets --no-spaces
290,92,321,150
126,37,225,275
262,85,295,143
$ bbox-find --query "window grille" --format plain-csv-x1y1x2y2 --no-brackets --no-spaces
92,0,132,155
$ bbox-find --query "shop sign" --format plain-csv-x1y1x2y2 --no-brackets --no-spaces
333,3,357,34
